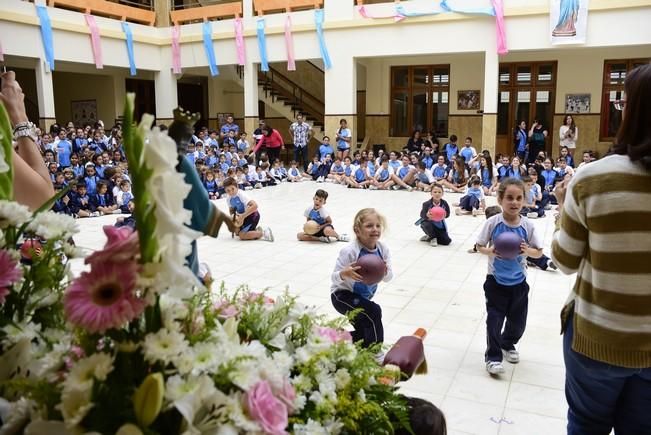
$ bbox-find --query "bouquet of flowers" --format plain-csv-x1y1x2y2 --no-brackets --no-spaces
0,97,413,435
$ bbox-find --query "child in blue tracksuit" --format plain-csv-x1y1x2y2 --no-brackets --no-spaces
331,208,393,352
476,178,543,376
418,183,451,246
456,176,485,215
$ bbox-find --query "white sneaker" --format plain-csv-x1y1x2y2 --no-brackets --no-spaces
472,208,478,217
262,227,274,242
407,186,413,192
429,238,438,247
318,236,331,243
547,260,558,271
316,176,323,183
502,349,520,364
338,234,350,242
391,185,400,191
419,235,430,242
486,361,505,375
255,183,262,189
244,186,253,190
544,204,552,210
526,212,539,219
91,211,101,217
368,185,378,190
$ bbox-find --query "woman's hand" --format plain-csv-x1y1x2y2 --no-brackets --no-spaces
0,71,28,125
340,265,363,281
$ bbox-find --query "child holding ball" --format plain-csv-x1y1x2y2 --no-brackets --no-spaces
475,178,543,376
331,208,393,356
418,183,451,246
297,189,349,243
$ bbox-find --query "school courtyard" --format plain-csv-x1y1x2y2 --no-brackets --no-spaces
71,181,574,435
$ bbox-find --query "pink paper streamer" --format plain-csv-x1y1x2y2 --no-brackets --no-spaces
357,5,405,22
234,17,246,66
172,24,182,74
284,15,296,71
0,39,4,62
491,0,508,55
84,14,103,69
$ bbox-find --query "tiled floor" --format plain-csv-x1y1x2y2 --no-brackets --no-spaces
71,180,574,435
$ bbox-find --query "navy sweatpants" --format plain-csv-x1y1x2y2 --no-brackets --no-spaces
459,194,480,211
331,290,383,348
420,221,452,245
483,275,529,362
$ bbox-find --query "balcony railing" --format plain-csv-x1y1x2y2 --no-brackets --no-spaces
170,1,242,24
253,0,323,15
46,0,155,25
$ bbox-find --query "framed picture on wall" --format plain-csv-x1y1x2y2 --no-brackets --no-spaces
565,94,591,113
71,100,98,126
457,90,481,110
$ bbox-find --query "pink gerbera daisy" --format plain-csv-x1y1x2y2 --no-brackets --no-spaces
64,261,145,333
0,249,22,304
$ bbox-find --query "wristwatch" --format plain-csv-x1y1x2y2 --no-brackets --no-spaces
13,121,38,143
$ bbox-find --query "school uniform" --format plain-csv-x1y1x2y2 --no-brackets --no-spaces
444,143,458,162
459,186,484,211
116,191,134,213
90,192,115,211
331,240,393,348
476,215,541,363
459,146,477,163
204,179,218,197
84,175,101,195
431,164,448,180
304,206,333,237
57,139,73,168
376,167,391,183
419,199,452,245
421,155,434,170
228,190,259,232
319,144,334,160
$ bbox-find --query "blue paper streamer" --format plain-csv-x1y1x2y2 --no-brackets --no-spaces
395,4,444,17
121,22,137,76
36,5,55,71
314,10,332,70
256,19,269,72
440,0,495,16
202,21,219,76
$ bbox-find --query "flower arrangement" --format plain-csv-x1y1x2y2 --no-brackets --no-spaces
0,97,413,434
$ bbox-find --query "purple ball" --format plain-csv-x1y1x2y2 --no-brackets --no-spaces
494,232,522,259
355,255,386,285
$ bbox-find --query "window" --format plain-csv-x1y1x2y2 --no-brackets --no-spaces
390,65,450,137
600,59,650,140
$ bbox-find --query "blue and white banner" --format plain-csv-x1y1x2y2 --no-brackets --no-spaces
202,21,219,76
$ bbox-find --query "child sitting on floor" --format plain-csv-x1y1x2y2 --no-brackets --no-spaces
297,189,349,243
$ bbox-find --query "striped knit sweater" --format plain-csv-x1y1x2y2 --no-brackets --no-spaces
552,154,651,368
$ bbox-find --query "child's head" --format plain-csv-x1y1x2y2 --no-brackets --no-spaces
127,200,135,213
511,156,521,167
85,162,96,176
449,134,458,144
223,177,238,195
395,396,447,435
344,156,352,165
206,171,215,180
557,157,567,168
522,175,534,188
527,167,538,178
97,181,108,194
322,136,330,143
44,149,55,162
54,172,65,184
543,158,553,169
119,180,131,191
583,150,593,163
353,208,386,248
469,176,481,187
313,154,320,163
485,205,502,219
48,162,58,173
313,189,328,208
290,160,298,168
496,178,526,217
431,183,444,200
560,146,569,157
77,183,87,195
464,136,472,146
437,154,446,165
63,168,74,180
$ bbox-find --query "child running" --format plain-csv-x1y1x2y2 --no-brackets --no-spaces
297,189,349,243
223,177,274,242
418,183,451,246
331,208,393,358
476,178,543,375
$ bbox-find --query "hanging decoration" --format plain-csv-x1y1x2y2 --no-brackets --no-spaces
314,9,332,69
202,21,219,76
84,14,104,69
256,18,269,72
121,22,137,76
35,4,55,71
284,15,296,71
0,39,4,63
171,24,182,74
357,0,507,54
234,16,246,66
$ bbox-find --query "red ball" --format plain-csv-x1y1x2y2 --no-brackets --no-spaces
20,239,43,260
493,232,522,260
429,206,446,222
355,254,386,285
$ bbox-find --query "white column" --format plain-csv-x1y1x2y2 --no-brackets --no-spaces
35,59,56,129
324,55,356,115
243,61,259,118
483,49,498,114
154,68,178,122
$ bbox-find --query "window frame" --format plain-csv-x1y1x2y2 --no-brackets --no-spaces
600,58,650,141
390,64,450,138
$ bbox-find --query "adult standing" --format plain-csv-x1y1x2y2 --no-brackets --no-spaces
253,120,265,142
0,71,54,210
219,115,240,140
289,113,312,171
551,63,651,435
513,120,528,161
252,124,284,163
527,119,547,165
559,114,578,156
335,118,352,160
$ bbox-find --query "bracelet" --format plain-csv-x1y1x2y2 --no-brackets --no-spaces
13,121,33,133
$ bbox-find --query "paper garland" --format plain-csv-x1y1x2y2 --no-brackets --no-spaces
491,0,507,55
35,4,55,71
0,39,4,62
171,24,182,74
202,21,219,76
284,15,296,71
121,22,137,76
234,17,246,66
84,14,103,69
314,9,332,69
256,18,269,72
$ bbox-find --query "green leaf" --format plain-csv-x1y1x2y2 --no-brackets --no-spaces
0,103,14,200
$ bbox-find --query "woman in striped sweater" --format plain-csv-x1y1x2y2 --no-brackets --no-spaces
552,63,651,435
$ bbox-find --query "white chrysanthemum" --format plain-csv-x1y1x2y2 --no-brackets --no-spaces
191,342,221,374
2,321,41,347
293,419,330,435
292,374,312,392
140,123,202,297
0,200,31,229
160,294,189,331
58,387,93,428
142,328,189,365
26,211,78,240
357,389,367,403
334,368,351,390
64,353,114,393
165,374,202,402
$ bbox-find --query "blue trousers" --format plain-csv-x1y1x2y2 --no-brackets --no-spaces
483,275,529,362
459,194,480,211
331,290,383,348
564,312,651,435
